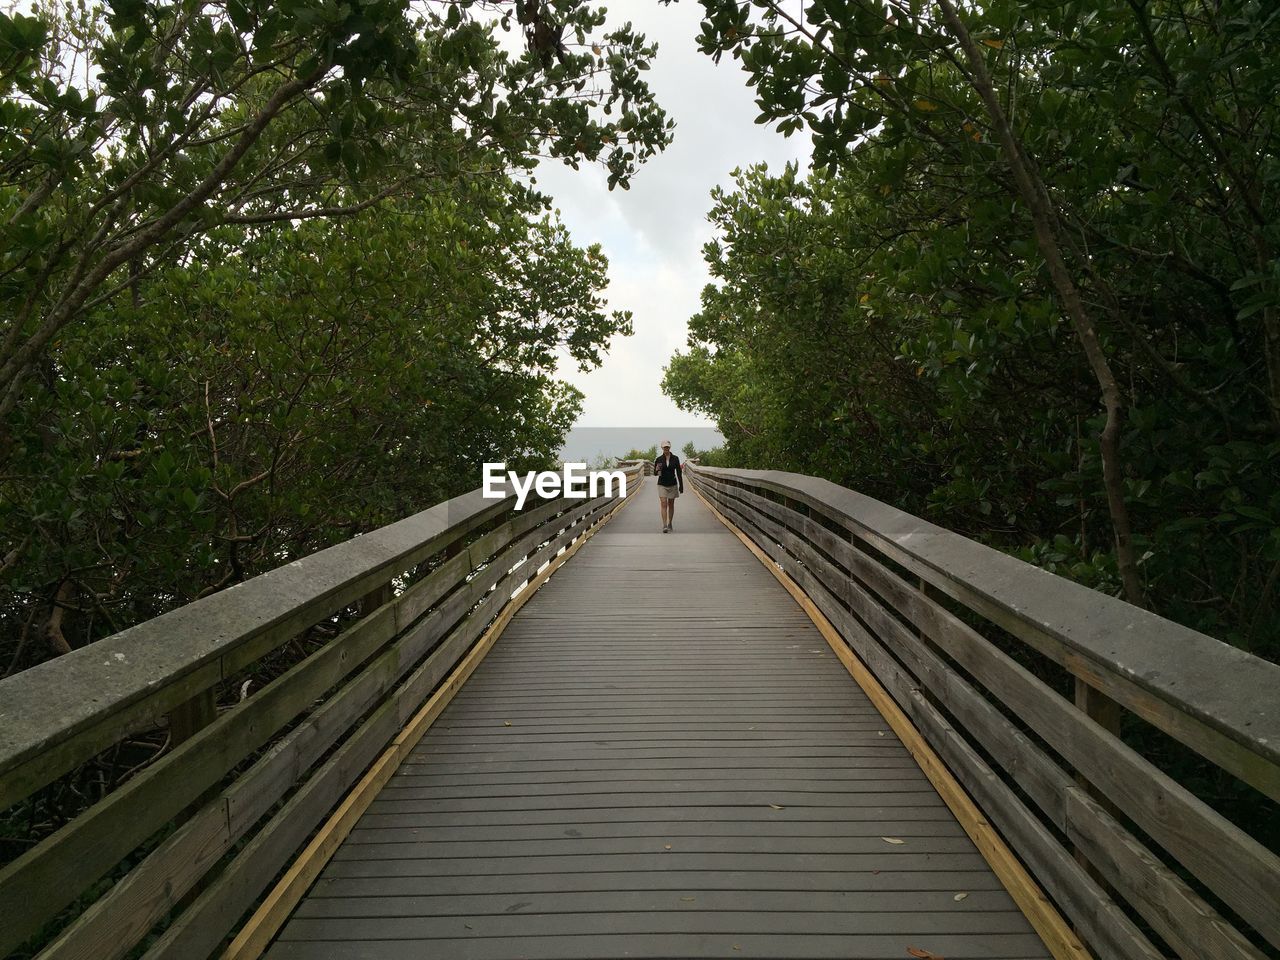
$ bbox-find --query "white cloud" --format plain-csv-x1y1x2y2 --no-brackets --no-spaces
539,0,810,427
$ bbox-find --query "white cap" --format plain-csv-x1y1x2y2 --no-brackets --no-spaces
661,439,671,448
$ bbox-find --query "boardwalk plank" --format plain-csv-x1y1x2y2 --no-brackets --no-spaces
279,910,1038,938
355,806,967,828
268,932,1049,960
321,852,994,878
344,820,968,842
309,870,1008,897
292,888,1020,916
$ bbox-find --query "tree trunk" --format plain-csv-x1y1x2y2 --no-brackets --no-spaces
44,580,75,657
935,0,1145,606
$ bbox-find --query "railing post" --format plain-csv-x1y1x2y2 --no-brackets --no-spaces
1072,678,1122,884
167,689,217,745
917,576,936,638
358,581,394,617
1073,679,1122,737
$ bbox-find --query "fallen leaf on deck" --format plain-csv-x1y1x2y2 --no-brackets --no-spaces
769,803,785,810
881,836,906,844
907,948,944,959
681,896,696,902
953,892,968,902
664,844,673,850
503,720,512,727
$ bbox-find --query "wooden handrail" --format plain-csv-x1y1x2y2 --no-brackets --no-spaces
691,465,1279,960
0,466,642,960
0,485,511,810
693,466,1280,794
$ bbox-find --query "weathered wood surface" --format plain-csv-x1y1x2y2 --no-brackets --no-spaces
0,470,644,960
0,494,619,958
698,481,1248,959
220,491,636,960
692,467,1280,803
35,497,618,960
692,469,1280,960
265,486,1049,959
0,486,517,810
694,486,1090,960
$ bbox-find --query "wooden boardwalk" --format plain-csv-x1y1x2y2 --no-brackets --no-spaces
265,483,1050,959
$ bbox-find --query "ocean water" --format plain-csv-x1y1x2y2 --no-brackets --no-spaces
558,426,725,465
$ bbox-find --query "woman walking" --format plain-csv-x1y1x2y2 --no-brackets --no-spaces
654,440,684,532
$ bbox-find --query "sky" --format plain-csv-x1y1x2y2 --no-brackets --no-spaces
537,2,811,428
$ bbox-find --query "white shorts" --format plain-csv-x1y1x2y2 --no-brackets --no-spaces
657,484,680,499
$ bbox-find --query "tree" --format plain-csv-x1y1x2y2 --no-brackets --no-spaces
1,170,630,671
0,0,672,426
674,0,1279,624
687,0,1280,605
666,151,1277,655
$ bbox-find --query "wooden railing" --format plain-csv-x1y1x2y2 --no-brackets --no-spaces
690,465,1280,960
0,464,642,960
615,457,654,475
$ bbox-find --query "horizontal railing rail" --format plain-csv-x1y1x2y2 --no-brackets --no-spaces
0,465,642,960
690,465,1279,960
614,457,653,475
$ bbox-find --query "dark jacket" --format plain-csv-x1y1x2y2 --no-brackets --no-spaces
654,452,683,490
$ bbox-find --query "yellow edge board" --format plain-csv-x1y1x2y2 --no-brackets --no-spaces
221,483,641,960
691,482,1092,960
